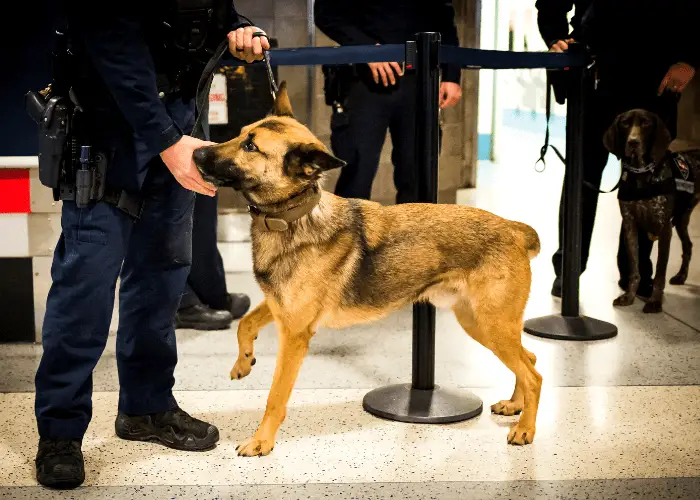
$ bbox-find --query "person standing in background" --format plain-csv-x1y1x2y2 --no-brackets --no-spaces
315,0,462,204
536,0,697,298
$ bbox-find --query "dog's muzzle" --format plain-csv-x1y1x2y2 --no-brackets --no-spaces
193,146,218,173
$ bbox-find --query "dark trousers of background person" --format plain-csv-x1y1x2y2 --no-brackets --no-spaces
330,73,421,204
179,193,230,311
552,75,679,287
35,159,194,438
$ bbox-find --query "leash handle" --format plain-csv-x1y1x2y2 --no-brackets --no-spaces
253,31,278,100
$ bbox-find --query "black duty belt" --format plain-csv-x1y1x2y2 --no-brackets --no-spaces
59,184,144,220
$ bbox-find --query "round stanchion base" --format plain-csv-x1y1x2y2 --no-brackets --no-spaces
524,315,618,341
362,383,483,424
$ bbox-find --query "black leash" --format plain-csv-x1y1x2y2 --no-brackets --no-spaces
192,39,229,141
534,75,565,173
535,72,620,194
191,31,276,140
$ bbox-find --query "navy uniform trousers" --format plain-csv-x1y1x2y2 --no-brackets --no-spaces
179,192,228,310
331,74,420,204
35,158,195,439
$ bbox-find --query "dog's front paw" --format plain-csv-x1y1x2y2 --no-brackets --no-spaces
643,301,663,314
507,423,535,445
491,399,523,416
670,274,687,285
236,436,274,457
230,355,256,380
613,293,635,307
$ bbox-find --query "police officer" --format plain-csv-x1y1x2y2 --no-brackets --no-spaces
33,0,269,489
314,0,462,204
536,0,698,298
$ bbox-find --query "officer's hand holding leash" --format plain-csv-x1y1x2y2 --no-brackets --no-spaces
229,25,270,63
160,27,269,197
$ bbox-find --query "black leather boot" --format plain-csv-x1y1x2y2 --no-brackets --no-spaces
227,293,251,319
35,439,85,489
115,407,219,451
175,304,232,330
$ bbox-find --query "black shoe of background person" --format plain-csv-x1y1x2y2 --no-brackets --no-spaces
35,439,85,489
175,304,232,330
115,407,219,451
225,293,251,319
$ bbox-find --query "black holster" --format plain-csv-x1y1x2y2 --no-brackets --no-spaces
322,65,356,109
26,91,73,190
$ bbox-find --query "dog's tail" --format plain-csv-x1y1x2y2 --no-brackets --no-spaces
511,221,541,260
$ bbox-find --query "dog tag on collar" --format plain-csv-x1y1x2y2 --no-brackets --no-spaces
264,217,289,231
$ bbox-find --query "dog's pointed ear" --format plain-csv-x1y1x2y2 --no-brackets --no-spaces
603,114,624,159
650,112,673,163
284,143,346,179
271,81,294,117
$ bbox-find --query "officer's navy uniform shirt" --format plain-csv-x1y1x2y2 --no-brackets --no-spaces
65,1,249,194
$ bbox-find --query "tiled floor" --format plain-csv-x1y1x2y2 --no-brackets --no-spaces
2,127,700,498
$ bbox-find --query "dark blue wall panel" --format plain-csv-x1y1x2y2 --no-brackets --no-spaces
1,2,58,157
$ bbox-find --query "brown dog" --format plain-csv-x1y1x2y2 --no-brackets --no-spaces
603,108,700,313
193,82,543,456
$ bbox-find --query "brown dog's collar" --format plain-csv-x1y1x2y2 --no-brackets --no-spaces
248,188,322,232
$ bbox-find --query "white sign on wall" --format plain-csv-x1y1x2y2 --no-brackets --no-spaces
208,73,228,125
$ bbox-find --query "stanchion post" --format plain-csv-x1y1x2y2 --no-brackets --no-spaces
560,50,584,318
412,31,440,391
523,43,618,341
362,32,483,423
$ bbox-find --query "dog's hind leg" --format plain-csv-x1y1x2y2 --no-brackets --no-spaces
645,223,672,313
671,210,693,285
453,300,542,445
490,347,537,416
231,301,273,380
237,325,314,457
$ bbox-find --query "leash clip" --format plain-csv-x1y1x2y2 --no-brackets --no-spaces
253,31,278,100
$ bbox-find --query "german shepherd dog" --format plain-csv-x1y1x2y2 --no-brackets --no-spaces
603,109,700,313
193,82,543,456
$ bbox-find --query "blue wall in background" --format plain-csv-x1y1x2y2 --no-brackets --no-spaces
477,134,491,161
1,2,57,157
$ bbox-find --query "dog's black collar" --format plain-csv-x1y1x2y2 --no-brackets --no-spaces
247,186,322,232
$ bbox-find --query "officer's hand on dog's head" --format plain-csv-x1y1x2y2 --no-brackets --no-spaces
229,26,270,63
160,136,218,197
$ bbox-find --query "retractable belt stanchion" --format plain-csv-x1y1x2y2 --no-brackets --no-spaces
523,44,618,341
361,32,484,423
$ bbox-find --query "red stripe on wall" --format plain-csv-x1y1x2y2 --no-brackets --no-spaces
0,169,31,214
